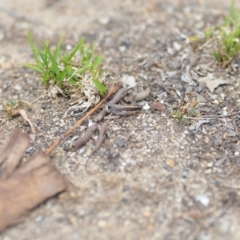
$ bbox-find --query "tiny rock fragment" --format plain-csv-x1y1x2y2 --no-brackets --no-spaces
68,214,78,226
173,41,182,51
134,87,150,101
142,210,151,218
114,138,126,147
150,102,166,111
181,169,188,178
97,220,108,229
99,17,109,25
226,129,236,137
197,94,206,104
143,102,151,110
165,158,175,168
195,194,210,207
14,84,22,91
121,75,136,88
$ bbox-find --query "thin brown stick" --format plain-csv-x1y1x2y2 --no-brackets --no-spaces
185,111,240,120
18,109,36,135
45,82,122,155
91,122,107,155
71,125,98,151
94,87,129,122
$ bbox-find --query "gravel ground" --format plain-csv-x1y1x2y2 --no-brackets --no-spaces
1,0,240,239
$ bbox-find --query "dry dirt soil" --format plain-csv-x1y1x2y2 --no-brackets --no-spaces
1,0,240,239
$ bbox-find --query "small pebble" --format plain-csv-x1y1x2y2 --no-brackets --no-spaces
195,194,210,207
66,44,72,50
234,151,239,157
35,215,43,223
119,45,127,52
213,138,222,146
52,117,59,122
143,102,150,110
165,158,175,168
181,169,188,178
14,84,22,91
99,17,109,25
26,146,34,153
114,138,125,147
97,220,108,228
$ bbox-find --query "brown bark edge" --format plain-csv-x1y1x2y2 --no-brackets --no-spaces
0,129,67,231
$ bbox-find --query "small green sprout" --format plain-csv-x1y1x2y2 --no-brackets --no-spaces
171,110,184,120
24,32,106,95
190,2,240,68
2,100,31,117
204,28,214,40
187,107,197,117
171,106,198,123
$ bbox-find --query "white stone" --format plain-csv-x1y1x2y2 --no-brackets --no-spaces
195,194,210,207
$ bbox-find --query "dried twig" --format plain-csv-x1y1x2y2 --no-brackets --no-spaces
104,104,142,116
2,102,36,140
45,82,121,155
91,122,107,155
71,125,98,151
185,111,240,120
106,104,142,113
18,110,36,136
94,87,129,122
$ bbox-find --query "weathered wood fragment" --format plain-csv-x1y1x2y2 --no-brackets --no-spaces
0,129,67,231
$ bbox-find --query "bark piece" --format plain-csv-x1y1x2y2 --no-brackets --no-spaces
0,129,29,180
0,129,67,231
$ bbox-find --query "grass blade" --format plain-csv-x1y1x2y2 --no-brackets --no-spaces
54,34,64,59
44,43,60,78
27,31,40,65
92,79,106,95
93,55,102,68
23,63,42,73
65,38,84,62
78,65,91,74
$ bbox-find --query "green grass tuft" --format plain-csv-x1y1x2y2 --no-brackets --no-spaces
24,32,106,95
213,2,240,67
